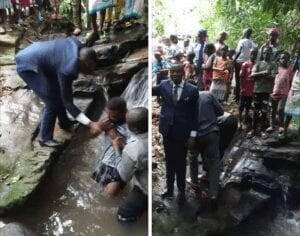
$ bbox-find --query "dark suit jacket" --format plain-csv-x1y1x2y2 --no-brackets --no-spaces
16,37,82,118
153,79,199,141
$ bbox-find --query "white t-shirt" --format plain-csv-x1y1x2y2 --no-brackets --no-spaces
236,38,257,63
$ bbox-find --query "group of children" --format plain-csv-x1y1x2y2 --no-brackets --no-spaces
91,97,148,223
0,0,145,45
0,0,60,30
153,29,300,139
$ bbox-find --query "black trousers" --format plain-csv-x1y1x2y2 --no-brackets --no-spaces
235,62,242,102
163,135,187,193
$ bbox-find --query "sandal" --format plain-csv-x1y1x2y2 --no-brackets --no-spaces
266,126,274,133
278,127,284,133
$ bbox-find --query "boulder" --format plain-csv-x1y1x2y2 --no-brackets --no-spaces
0,222,36,236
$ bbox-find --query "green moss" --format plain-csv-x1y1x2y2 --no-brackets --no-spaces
0,46,15,58
0,149,56,213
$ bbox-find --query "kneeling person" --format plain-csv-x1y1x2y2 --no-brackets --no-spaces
116,107,148,222
92,97,131,196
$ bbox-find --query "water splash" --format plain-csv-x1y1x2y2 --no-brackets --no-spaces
121,68,148,109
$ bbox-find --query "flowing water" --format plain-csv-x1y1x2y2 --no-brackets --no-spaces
224,208,300,236
0,68,148,235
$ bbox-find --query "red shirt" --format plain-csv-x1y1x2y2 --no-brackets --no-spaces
272,66,293,99
240,61,254,97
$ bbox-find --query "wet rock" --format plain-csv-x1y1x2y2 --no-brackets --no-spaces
0,89,43,155
121,68,148,108
0,222,36,236
0,79,105,214
0,148,60,214
227,190,270,224
93,24,147,64
73,76,102,98
0,34,19,47
0,65,26,91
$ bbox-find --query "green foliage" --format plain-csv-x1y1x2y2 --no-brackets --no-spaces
201,0,300,51
154,19,165,36
59,0,72,19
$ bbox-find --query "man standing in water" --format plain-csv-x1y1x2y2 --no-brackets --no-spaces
116,107,148,222
15,37,101,147
153,63,199,205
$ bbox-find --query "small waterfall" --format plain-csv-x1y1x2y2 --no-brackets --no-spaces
121,68,148,109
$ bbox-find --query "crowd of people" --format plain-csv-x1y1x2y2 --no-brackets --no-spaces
0,0,145,44
152,27,300,210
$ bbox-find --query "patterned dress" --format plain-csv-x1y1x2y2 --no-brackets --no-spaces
285,57,300,116
10,0,33,7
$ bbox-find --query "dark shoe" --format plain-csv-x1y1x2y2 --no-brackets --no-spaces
86,32,100,47
176,192,186,205
209,196,218,211
160,189,174,199
39,139,62,148
117,214,136,223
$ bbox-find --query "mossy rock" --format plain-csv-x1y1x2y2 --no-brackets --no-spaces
0,148,58,214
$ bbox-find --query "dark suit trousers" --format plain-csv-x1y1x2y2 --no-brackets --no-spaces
18,70,72,142
189,132,220,198
163,135,187,193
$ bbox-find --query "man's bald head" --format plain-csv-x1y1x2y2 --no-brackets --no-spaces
126,107,148,134
78,47,98,74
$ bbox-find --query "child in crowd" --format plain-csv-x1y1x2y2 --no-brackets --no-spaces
153,51,170,102
49,0,63,19
202,43,216,91
0,0,12,32
169,34,182,59
239,48,258,130
87,0,116,46
116,107,148,223
267,52,293,133
184,51,196,81
210,45,232,102
153,51,169,84
284,45,300,138
92,97,131,197
249,46,277,136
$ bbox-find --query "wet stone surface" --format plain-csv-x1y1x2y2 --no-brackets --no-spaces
152,97,300,235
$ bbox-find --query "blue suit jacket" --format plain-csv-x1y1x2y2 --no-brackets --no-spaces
15,37,82,117
153,79,199,141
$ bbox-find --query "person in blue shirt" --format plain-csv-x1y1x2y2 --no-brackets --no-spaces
15,37,102,147
192,29,208,89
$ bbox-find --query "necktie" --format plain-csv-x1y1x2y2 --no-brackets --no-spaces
173,85,178,105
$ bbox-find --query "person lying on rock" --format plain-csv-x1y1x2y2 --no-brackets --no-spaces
91,97,131,196
15,37,101,148
114,107,148,223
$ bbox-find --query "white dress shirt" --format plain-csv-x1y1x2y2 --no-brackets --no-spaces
172,80,197,137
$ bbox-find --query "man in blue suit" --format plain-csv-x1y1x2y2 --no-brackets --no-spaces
16,37,102,147
153,63,199,205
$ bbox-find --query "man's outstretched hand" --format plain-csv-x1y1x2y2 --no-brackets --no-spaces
88,121,102,138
